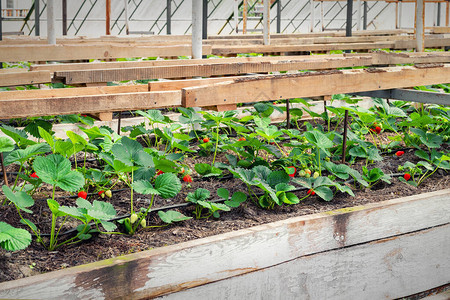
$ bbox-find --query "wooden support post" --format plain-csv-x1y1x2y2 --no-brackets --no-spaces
192,0,203,59
310,0,315,32
35,0,40,36
106,0,111,35
234,0,239,33
124,0,129,35
263,0,270,45
62,0,67,35
243,0,247,34
47,0,56,44
416,0,425,52
446,0,449,27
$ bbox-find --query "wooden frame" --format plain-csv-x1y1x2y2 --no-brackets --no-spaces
182,64,450,107
1,64,449,119
0,189,448,298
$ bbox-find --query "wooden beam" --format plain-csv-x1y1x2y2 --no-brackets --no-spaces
30,54,354,72
54,56,373,84
0,91,181,119
370,51,450,64
211,41,396,55
0,70,51,86
0,44,213,62
182,64,450,107
0,85,149,100
148,76,252,91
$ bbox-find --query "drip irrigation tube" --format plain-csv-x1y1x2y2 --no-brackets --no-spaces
36,172,410,237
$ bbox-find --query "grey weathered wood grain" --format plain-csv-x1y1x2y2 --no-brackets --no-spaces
0,189,448,299
160,224,450,300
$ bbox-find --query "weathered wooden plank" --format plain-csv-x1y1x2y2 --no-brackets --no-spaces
54,56,373,84
182,65,450,107
0,91,180,119
30,54,352,72
0,44,212,62
370,51,450,65
0,189,448,299
429,26,450,34
0,84,149,100
148,76,248,91
394,38,450,49
161,224,450,300
211,41,395,56
0,70,52,86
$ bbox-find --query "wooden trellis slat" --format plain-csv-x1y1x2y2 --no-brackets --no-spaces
182,65,450,107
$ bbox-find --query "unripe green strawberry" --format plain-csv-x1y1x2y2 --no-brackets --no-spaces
130,213,138,224
313,171,319,179
325,157,330,162
140,218,147,228
105,190,112,198
298,170,306,177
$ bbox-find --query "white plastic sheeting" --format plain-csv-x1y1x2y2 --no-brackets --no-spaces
1,0,442,37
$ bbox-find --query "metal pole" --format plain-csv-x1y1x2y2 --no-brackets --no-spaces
310,0,315,32
356,0,361,31
433,2,437,27
447,0,449,26
395,2,399,29
263,0,270,45
416,0,424,52
47,0,56,44
62,0,67,35
234,0,239,33
35,0,40,36
286,99,290,129
167,0,171,35
399,1,402,29
277,0,281,34
124,0,129,35
0,0,2,69
321,1,324,31
437,3,441,26
106,0,111,35
346,0,353,37
363,1,368,30
202,0,208,39
192,0,202,59
243,0,247,34
341,110,349,163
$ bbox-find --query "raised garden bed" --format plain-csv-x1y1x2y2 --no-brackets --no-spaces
0,87,449,298
0,189,448,299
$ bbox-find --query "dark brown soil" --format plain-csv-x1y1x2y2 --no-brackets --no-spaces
0,147,449,284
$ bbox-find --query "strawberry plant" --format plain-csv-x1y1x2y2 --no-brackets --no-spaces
0,221,31,251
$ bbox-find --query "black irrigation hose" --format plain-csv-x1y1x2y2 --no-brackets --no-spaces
39,172,416,238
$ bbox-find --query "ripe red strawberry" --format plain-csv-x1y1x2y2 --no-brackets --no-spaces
203,137,210,143
238,137,246,141
156,170,164,176
287,166,296,177
307,189,315,195
395,151,405,157
78,191,88,199
403,173,411,181
81,114,87,117
371,126,381,134
30,172,39,179
98,190,105,198
183,174,193,183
